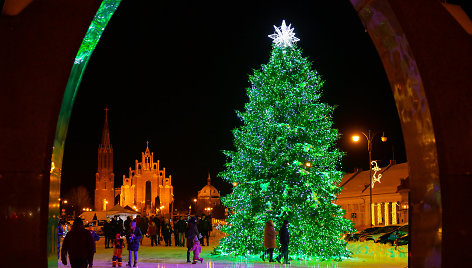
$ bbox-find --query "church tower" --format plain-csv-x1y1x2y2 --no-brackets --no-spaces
95,107,115,211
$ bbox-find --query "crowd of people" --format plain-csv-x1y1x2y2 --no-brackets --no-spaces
59,215,291,267
58,214,213,268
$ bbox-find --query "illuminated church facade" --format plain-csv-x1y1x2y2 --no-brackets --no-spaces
94,109,174,216
120,142,174,216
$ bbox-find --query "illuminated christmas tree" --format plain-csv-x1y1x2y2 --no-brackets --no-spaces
217,21,354,260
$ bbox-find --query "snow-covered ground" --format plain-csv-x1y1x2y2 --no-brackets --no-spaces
58,230,408,267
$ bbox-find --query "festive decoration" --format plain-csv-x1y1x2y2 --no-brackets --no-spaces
216,21,354,260
371,160,382,188
268,20,300,47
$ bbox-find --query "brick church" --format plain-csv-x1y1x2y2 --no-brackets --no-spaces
94,109,174,216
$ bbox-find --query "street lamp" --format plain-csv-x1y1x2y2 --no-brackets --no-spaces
352,130,387,227
193,198,197,215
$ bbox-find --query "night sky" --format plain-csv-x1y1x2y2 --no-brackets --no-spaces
63,0,467,211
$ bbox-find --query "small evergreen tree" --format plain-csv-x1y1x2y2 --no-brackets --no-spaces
217,21,354,260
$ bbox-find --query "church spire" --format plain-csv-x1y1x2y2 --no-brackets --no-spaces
207,172,211,185
145,140,150,154
101,107,111,146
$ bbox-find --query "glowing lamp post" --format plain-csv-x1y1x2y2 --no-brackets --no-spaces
352,130,387,227
193,198,197,215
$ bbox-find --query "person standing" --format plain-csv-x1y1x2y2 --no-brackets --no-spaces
276,220,290,264
261,220,277,262
162,219,173,246
89,225,100,267
58,219,64,259
176,216,187,247
104,220,113,249
61,217,95,268
126,221,142,267
138,216,148,245
173,220,180,246
186,216,199,263
124,216,132,234
199,215,210,246
153,216,161,245
147,221,158,247
112,234,125,267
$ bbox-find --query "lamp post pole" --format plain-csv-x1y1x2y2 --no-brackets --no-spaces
354,130,386,228
366,130,373,228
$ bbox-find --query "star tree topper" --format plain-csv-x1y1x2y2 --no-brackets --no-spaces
268,20,300,48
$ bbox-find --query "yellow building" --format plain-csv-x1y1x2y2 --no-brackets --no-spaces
196,173,221,215
94,109,173,216
95,108,115,211
336,161,409,231
120,142,174,217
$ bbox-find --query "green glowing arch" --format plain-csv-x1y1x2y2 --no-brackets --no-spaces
48,1,122,265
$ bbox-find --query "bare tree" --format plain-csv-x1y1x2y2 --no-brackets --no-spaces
65,186,92,216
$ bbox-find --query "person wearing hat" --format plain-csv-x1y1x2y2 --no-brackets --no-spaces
186,216,200,263
61,217,95,268
126,221,142,267
276,220,290,264
112,233,125,267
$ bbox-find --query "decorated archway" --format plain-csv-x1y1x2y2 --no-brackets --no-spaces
0,0,471,267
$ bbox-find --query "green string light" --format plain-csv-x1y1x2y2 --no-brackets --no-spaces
216,23,355,260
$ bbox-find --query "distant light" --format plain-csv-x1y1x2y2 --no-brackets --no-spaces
232,182,238,187
352,135,360,142
380,132,387,142
305,162,311,167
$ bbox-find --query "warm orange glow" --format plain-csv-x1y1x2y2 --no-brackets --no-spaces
63,200,68,204
381,136,387,142
352,135,360,142
193,199,197,203
232,182,238,187
305,162,311,167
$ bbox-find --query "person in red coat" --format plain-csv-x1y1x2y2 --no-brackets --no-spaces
112,233,125,267
261,220,277,262
61,217,95,268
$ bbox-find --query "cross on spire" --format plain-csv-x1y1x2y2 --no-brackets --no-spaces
104,106,109,121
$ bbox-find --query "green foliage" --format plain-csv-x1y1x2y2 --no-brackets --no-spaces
216,43,354,260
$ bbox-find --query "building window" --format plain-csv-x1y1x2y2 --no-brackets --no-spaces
392,202,398,225
384,202,389,226
371,203,376,226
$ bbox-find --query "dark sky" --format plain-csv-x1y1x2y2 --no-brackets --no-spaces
63,0,471,210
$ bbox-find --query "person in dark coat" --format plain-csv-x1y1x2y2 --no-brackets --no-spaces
162,219,173,246
261,220,277,262
138,216,148,245
126,221,142,267
276,220,290,264
186,216,199,263
61,217,95,268
173,219,181,246
176,216,187,247
199,215,211,246
117,217,124,234
153,216,161,244
124,216,132,233
104,220,113,248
